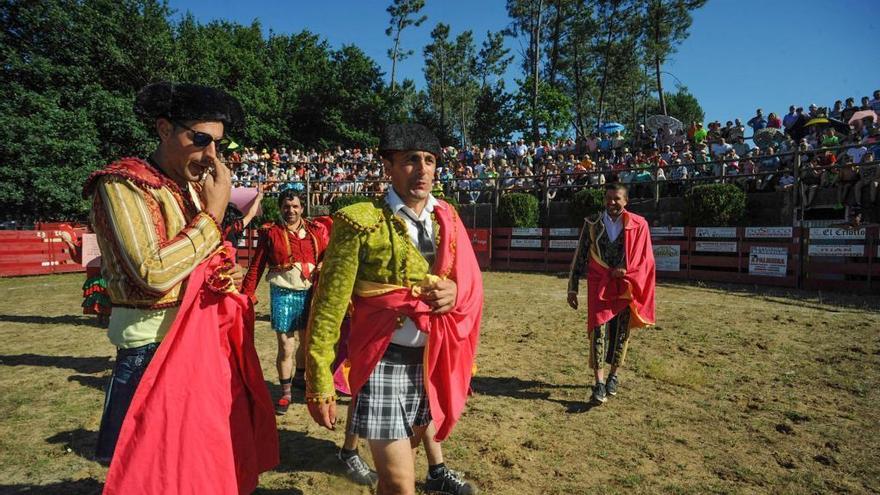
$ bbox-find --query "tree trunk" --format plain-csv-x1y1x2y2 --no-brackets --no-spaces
572,0,585,138
655,55,666,116
654,0,667,115
390,36,399,92
531,0,543,142
547,0,564,87
596,1,616,131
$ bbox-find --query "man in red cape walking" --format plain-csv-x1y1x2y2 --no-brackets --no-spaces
84,82,277,494
568,183,656,405
305,123,483,495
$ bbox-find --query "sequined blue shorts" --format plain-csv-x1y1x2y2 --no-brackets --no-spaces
270,285,311,333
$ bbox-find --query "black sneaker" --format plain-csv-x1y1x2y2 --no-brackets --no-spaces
606,374,619,397
425,466,476,495
591,382,607,404
338,450,378,487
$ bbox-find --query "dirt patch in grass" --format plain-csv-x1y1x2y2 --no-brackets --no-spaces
0,272,879,494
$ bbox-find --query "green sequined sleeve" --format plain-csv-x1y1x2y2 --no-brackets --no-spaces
305,219,361,399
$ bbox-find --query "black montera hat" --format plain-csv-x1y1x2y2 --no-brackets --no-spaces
134,82,244,133
379,123,441,157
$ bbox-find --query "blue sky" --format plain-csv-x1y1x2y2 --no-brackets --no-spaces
168,0,879,126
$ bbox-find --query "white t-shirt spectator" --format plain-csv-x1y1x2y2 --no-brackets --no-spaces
711,142,733,158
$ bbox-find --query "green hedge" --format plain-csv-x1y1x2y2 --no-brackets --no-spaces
330,195,374,214
253,197,280,226
569,188,605,223
497,193,539,228
684,183,746,226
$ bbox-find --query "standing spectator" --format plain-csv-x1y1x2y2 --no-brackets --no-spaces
767,112,782,129
829,101,844,120
841,98,858,122
668,159,688,196
747,109,768,132
854,151,878,206
870,90,880,113
800,155,823,209
782,105,798,133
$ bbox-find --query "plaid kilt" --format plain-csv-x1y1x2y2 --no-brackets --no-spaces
348,359,431,440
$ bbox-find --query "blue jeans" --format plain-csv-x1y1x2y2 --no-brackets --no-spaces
95,343,158,462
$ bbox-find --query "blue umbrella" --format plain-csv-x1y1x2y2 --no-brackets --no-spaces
599,122,626,134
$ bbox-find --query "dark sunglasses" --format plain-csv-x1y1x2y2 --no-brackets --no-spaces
174,121,230,152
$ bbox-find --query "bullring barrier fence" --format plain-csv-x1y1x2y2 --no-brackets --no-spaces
2,223,877,293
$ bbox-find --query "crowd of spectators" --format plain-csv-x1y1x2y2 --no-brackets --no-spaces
227,90,880,210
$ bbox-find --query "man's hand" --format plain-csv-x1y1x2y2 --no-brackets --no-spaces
567,292,578,310
423,278,458,314
307,400,337,430
227,263,244,290
610,268,627,279
202,155,232,221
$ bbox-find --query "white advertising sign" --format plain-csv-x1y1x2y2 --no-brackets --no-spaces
809,227,866,240
695,227,737,238
511,238,542,248
748,246,788,277
549,228,579,236
745,227,793,239
695,241,738,253
549,239,579,249
650,227,685,237
808,244,865,256
511,228,542,237
653,244,681,272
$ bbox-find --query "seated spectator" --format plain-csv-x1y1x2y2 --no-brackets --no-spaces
821,128,840,148
776,169,796,192
854,151,878,206
757,147,781,190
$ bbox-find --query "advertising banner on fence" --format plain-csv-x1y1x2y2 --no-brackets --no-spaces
511,238,542,248
511,228,542,237
469,229,489,253
549,239,579,249
745,227,793,239
695,241,738,253
650,227,685,237
695,227,737,238
549,228,579,236
808,244,865,256
748,246,788,277
653,244,681,272
809,227,866,240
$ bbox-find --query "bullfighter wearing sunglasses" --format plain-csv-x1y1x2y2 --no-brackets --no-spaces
84,82,278,493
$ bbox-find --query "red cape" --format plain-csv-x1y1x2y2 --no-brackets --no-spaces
104,245,278,495
587,211,656,330
346,202,483,441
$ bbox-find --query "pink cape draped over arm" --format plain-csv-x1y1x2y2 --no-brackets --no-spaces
103,244,279,495
345,202,483,441
586,212,656,330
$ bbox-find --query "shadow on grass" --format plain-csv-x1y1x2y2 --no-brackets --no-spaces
45,429,99,462
68,374,107,392
658,280,880,312
470,376,578,400
0,478,103,494
275,429,343,475
0,354,112,374
0,314,97,326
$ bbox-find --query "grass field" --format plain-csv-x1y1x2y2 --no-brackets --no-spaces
1,272,879,494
